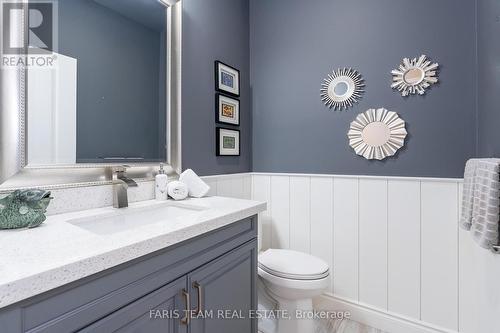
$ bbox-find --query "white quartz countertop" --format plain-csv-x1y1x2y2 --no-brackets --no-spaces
0,196,266,308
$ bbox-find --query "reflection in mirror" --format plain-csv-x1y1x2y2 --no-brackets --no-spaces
27,0,168,165
361,122,391,147
333,81,349,96
403,68,424,85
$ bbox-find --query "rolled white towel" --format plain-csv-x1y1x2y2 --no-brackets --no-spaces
167,181,189,201
179,169,210,198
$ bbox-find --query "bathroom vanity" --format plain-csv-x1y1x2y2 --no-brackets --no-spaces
0,197,265,333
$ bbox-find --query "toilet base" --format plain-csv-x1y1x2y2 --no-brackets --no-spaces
274,295,315,333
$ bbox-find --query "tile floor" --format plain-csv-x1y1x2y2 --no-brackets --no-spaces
259,318,387,333
315,318,387,333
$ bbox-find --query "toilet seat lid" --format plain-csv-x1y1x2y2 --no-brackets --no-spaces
258,249,330,280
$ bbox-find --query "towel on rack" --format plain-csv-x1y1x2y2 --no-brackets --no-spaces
460,159,478,230
460,158,500,250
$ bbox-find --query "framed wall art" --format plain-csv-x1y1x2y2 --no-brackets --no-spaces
215,61,240,96
216,128,240,156
216,93,240,126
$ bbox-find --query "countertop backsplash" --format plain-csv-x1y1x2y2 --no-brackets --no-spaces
0,173,246,217
45,180,155,216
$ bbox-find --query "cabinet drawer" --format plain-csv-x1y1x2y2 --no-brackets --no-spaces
79,277,187,333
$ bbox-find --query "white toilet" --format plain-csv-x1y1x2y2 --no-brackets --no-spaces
258,249,330,333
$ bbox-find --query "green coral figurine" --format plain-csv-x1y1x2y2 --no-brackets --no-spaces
0,189,53,229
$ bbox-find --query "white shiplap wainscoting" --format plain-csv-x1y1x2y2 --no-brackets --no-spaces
202,172,500,333
201,173,252,200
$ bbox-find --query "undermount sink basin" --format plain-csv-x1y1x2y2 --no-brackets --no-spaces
68,201,206,235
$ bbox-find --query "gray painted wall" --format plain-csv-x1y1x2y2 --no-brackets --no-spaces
182,0,251,176
250,0,476,178
59,0,165,162
477,0,500,157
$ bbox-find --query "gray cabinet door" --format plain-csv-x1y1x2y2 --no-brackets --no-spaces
79,277,188,333
188,240,257,333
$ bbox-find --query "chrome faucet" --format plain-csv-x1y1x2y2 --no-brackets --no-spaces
112,166,138,208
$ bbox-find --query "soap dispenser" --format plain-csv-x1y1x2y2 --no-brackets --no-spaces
155,163,168,200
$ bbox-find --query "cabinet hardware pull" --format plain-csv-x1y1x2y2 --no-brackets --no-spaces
180,289,190,325
193,282,203,315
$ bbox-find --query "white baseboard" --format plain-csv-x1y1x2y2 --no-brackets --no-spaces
315,294,458,333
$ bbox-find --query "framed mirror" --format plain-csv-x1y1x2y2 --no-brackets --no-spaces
320,68,364,111
348,108,407,160
0,0,182,191
391,55,439,96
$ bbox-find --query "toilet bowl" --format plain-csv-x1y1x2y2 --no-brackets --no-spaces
258,249,330,333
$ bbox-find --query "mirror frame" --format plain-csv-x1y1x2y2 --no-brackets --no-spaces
0,0,182,192
348,108,407,161
320,68,365,111
391,55,439,97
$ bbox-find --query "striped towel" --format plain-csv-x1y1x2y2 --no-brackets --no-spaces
460,158,500,251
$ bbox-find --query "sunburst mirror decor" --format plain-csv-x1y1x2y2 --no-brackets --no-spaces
391,55,439,96
320,68,364,110
348,108,407,160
